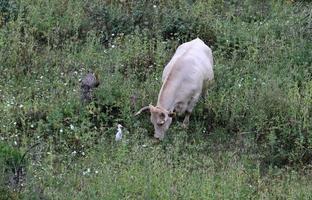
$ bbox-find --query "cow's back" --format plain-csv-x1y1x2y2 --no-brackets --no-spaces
162,38,213,84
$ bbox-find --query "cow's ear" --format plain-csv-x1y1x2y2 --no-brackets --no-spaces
168,111,176,118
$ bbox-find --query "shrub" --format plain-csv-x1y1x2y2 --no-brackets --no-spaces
0,142,25,198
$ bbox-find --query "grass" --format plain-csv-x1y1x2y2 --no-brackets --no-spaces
0,0,312,199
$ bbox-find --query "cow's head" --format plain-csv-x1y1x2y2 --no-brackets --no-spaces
135,105,175,140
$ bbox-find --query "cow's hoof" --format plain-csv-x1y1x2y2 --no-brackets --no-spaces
152,138,161,144
182,123,189,129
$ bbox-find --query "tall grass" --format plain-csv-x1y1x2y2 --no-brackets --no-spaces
0,0,311,199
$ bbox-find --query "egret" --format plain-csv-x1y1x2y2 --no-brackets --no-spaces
115,124,123,141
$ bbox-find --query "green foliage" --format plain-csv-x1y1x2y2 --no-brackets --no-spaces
0,142,24,199
0,0,312,198
0,0,18,25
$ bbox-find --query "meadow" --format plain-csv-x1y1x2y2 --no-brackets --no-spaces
0,0,312,199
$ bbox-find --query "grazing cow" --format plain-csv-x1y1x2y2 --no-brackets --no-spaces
135,38,214,140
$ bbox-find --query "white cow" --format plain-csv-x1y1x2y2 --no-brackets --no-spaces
136,38,214,140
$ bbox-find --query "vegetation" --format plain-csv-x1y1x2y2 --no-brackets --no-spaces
0,0,311,199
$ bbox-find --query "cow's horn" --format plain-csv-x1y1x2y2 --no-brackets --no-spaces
135,106,150,116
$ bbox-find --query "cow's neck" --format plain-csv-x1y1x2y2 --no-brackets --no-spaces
157,79,178,112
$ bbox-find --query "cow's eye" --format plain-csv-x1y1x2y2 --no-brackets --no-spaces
159,113,165,119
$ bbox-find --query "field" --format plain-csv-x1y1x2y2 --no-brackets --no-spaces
0,0,312,199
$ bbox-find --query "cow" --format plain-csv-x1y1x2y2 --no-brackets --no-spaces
135,38,214,140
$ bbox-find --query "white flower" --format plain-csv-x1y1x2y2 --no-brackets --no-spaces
111,45,116,48
238,83,242,88
81,151,85,156
112,33,115,36
14,141,17,146
83,168,91,175
31,124,34,128
153,5,157,8
142,144,147,148
40,76,44,79
95,170,99,174
19,104,23,108
60,129,63,133
70,124,74,130
71,151,77,155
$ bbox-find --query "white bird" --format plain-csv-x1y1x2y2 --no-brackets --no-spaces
115,124,123,141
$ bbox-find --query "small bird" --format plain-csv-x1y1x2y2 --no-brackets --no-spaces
115,124,123,141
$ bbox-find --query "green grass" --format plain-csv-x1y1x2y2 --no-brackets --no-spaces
0,0,312,199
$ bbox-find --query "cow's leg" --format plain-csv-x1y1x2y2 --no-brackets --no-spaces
182,111,191,128
201,84,208,102
182,93,200,128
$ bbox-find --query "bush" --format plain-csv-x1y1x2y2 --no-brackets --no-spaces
0,142,24,199
0,0,18,26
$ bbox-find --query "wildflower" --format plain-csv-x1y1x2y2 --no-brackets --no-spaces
31,124,34,128
40,76,44,79
111,45,116,48
60,129,63,133
71,151,77,155
14,141,17,146
153,5,157,8
238,83,242,88
19,104,23,108
95,170,99,174
81,151,85,156
83,168,91,175
142,144,147,148
70,124,74,130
